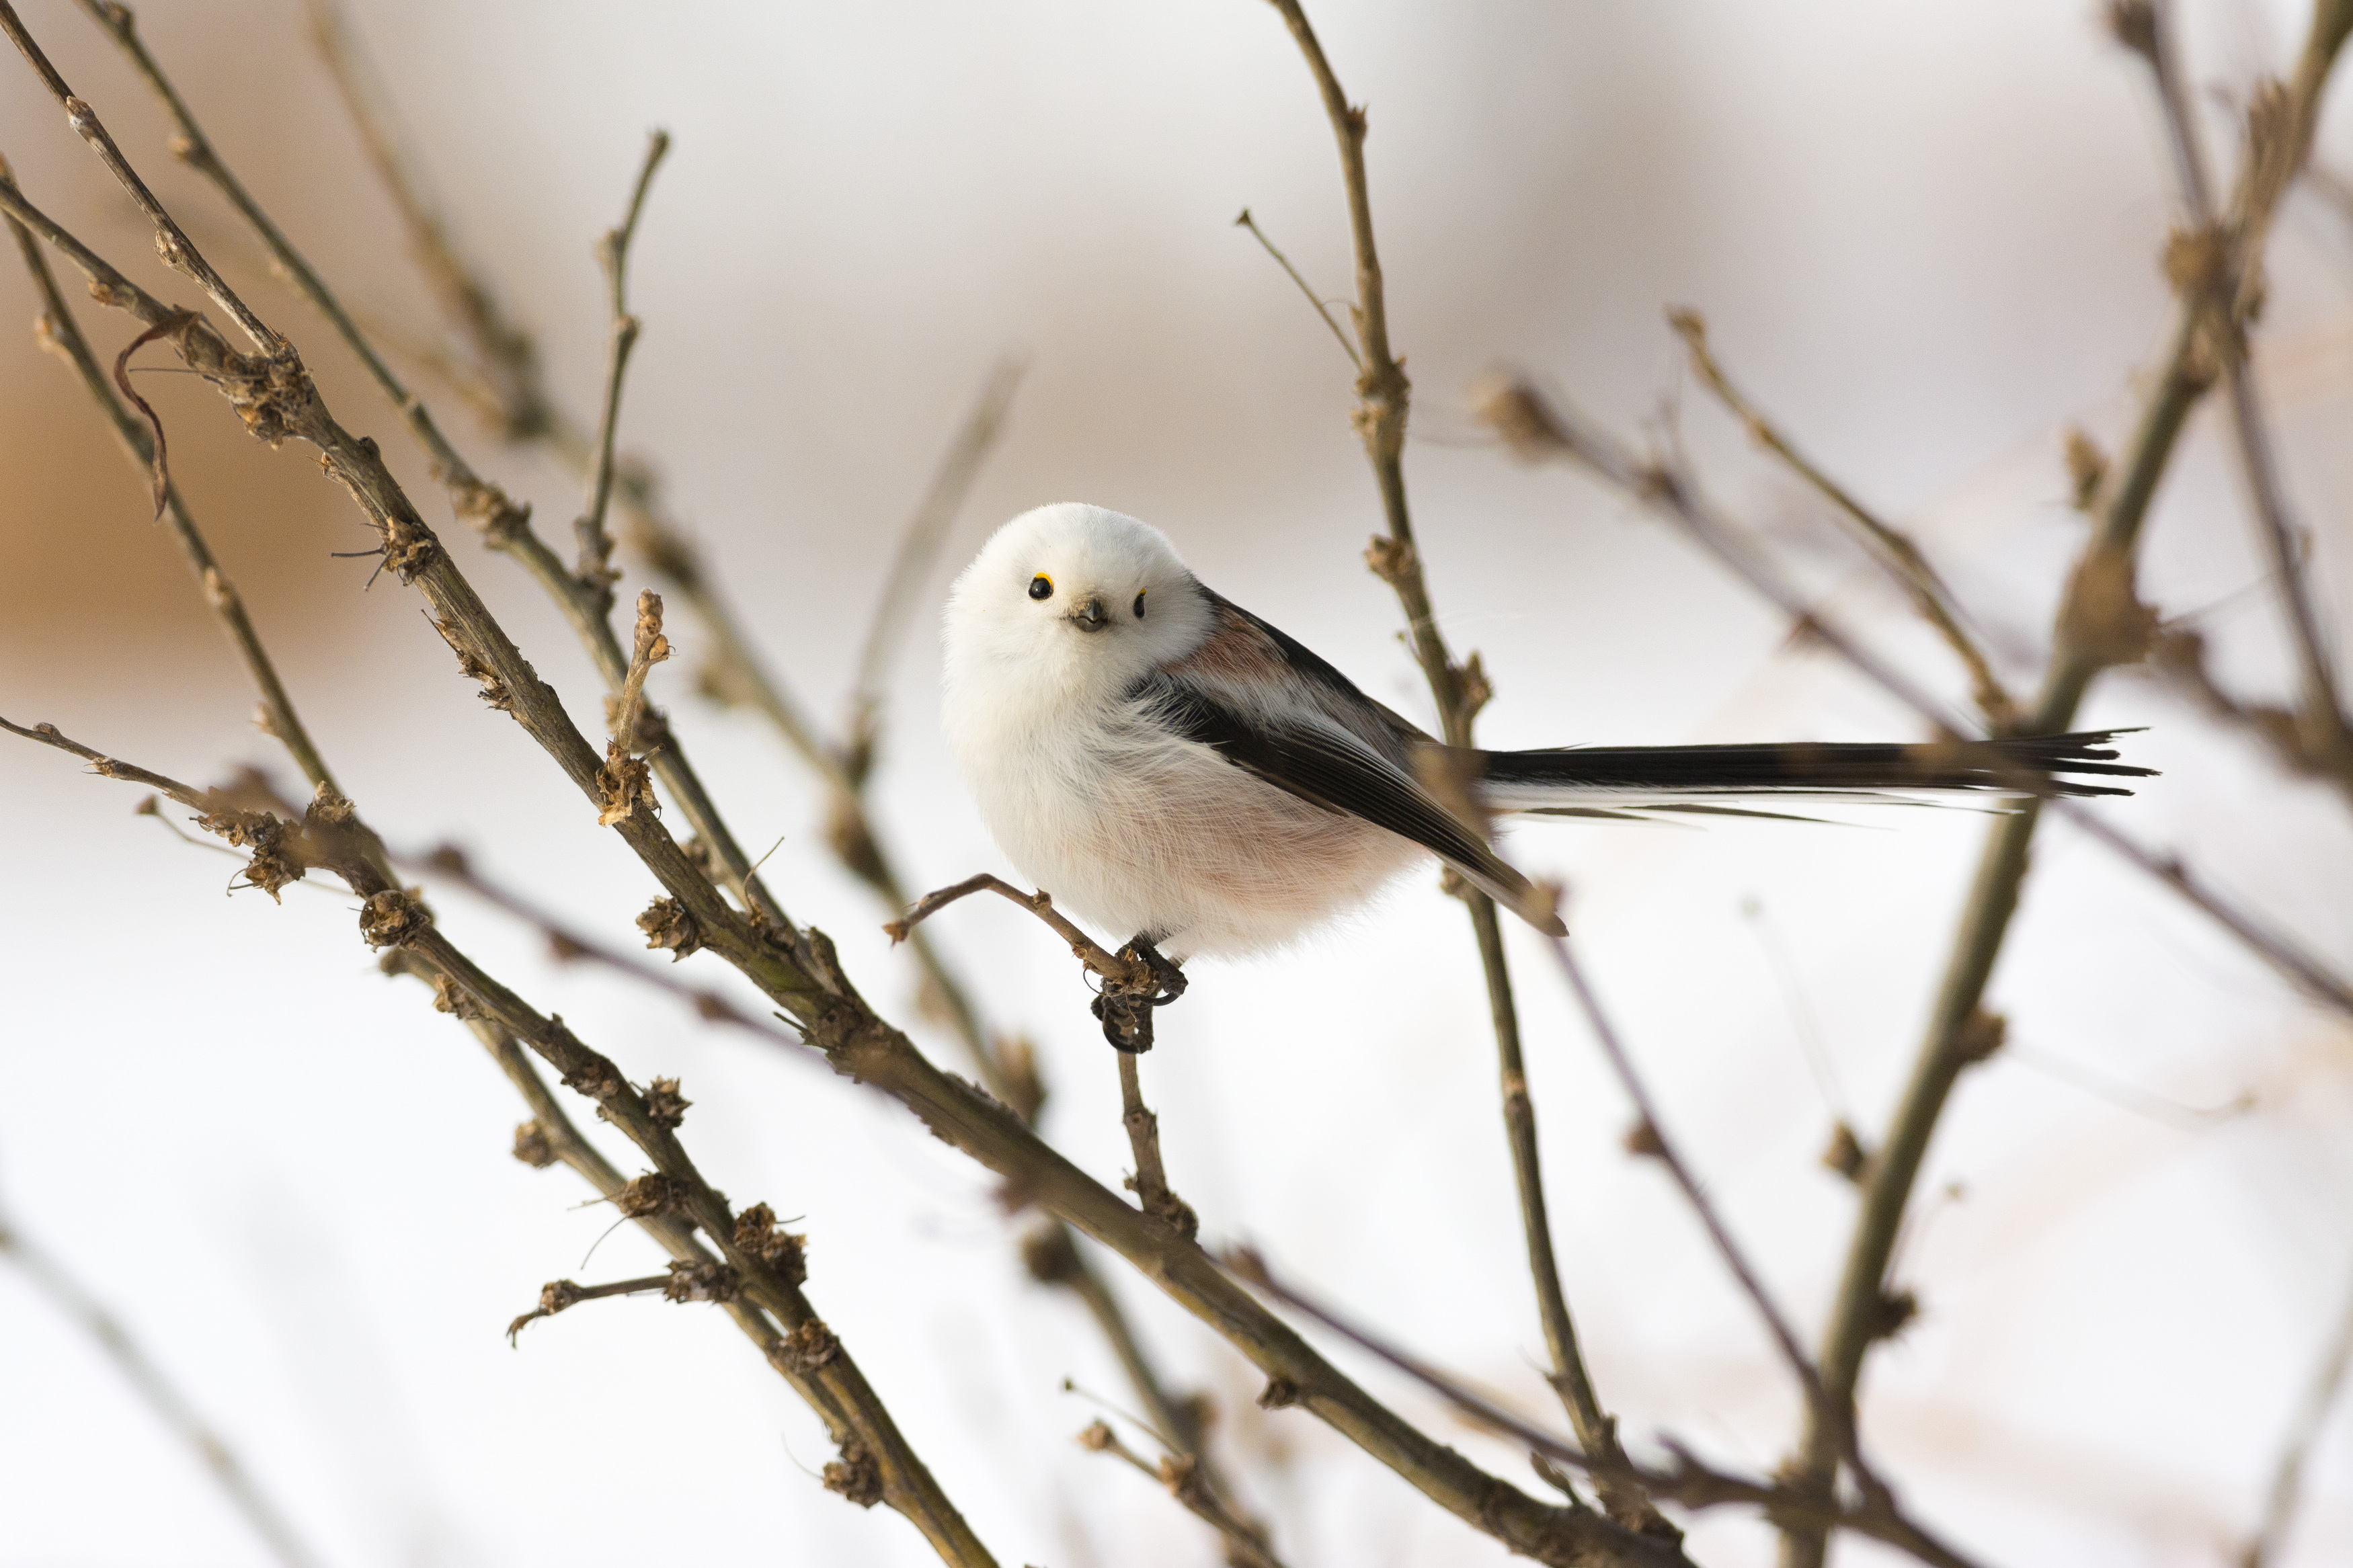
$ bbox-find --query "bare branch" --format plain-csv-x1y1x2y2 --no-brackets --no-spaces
0,718,997,1565
506,1260,740,1345
1259,1,1652,1526
1117,1053,1198,1239
2241,1266,2353,1567
1474,379,2353,1017
2,2,280,349
572,129,668,611
887,874,1146,989
2130,1,2353,794
1669,308,2015,729
0,159,337,794
300,20,1264,1542
1232,206,1359,369
1475,5,2353,1550
1076,1419,1286,1568
300,0,553,440
71,0,801,938
845,358,1025,771
1224,1249,1989,1568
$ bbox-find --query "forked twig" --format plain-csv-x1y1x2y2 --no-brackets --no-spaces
1233,206,1359,369
1076,1417,1285,1568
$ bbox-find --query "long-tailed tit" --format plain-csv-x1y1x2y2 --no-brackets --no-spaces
943,503,2146,966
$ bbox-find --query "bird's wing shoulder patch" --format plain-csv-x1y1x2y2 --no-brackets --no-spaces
1183,585,1432,750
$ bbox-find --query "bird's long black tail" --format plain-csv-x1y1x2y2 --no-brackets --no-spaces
1474,729,2151,815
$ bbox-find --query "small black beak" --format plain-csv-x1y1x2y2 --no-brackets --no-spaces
1070,596,1109,633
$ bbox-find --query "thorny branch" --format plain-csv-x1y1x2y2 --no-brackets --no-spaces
1258,0,1664,1535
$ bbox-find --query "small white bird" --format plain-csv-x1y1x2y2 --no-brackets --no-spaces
943,503,2144,972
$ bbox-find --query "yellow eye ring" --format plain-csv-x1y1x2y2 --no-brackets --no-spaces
1028,574,1053,601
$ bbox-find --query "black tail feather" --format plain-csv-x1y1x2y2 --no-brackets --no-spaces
1478,729,2153,800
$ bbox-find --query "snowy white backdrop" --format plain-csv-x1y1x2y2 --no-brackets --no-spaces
2,2,2350,1565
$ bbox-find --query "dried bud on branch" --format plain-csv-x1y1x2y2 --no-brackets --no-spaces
512,1120,557,1168
636,895,701,959
643,1077,690,1129
822,1436,883,1508
734,1202,809,1285
358,887,428,948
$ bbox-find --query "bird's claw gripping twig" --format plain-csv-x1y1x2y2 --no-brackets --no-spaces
1093,934,1186,1053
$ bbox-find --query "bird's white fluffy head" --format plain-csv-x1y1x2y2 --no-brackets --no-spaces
942,503,1212,716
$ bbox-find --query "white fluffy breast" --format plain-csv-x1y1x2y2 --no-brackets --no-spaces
940,503,1418,956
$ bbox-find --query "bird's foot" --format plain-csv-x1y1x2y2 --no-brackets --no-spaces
1093,934,1186,1053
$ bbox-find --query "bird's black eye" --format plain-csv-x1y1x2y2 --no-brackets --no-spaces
1028,575,1053,601
1133,591,1146,619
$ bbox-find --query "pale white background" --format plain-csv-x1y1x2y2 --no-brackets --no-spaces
2,3,2351,1565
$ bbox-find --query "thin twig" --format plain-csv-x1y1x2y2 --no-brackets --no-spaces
1222,1249,1989,1568
1117,1053,1198,1239
2241,1266,2353,1567
2136,0,2353,787
1232,206,1359,368
1668,308,2014,729
845,358,1025,772
1475,379,2353,1018
74,0,801,940
0,160,337,796
301,17,1267,1541
0,1200,326,1568
1478,4,2353,1551
2,1,279,350
573,129,668,611
888,873,1149,989
383,956,892,1518
1076,1419,1285,1568
300,0,553,440
0,718,997,1565
2148,627,2353,798
1259,1,1654,1528
24,13,1667,1555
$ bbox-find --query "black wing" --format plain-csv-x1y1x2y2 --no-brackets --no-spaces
1135,672,1564,935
